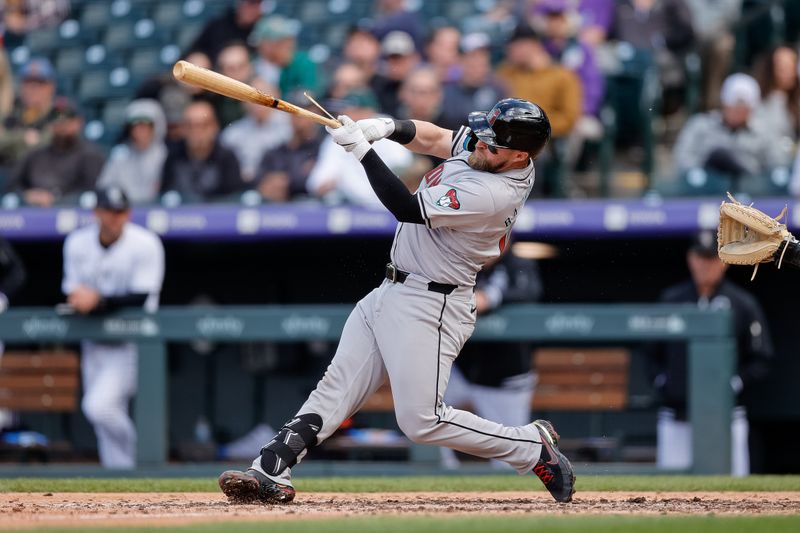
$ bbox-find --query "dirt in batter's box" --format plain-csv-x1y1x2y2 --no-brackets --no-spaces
1,491,799,529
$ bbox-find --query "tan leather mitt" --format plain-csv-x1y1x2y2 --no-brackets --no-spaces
718,193,796,278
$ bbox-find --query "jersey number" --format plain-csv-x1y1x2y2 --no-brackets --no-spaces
423,165,444,187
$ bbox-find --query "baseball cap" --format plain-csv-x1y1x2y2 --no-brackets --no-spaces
250,15,301,43
508,24,540,43
689,230,719,257
95,186,131,211
460,32,491,54
381,31,416,57
20,57,55,82
538,0,569,15
720,73,761,108
52,97,81,120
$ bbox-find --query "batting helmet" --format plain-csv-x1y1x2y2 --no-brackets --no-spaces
467,98,551,159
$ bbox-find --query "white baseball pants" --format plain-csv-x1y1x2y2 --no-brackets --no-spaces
81,342,138,469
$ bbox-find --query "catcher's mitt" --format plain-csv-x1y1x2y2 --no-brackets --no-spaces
718,193,797,279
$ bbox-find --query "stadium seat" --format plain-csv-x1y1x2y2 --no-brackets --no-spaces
129,48,168,80
152,2,184,27
55,47,85,78
103,23,135,51
101,99,132,138
79,2,112,29
175,23,205,51
25,27,60,56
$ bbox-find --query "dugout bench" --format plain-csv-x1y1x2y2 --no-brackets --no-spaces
0,304,734,474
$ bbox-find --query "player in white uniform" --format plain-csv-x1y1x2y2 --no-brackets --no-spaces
62,187,164,469
219,99,575,503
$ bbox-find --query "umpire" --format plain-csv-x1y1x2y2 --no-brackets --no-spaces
651,230,773,476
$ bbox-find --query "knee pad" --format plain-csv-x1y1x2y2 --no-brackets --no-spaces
260,413,322,476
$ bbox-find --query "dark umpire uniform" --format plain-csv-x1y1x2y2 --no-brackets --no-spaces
651,231,773,475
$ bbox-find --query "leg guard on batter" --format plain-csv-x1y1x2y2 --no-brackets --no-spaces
260,413,322,476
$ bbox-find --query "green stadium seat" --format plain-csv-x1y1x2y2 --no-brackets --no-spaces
78,71,112,102
101,99,132,136
55,48,86,78
152,2,184,27
129,48,165,79
25,27,61,55
79,3,112,29
103,23,135,51
175,23,205,51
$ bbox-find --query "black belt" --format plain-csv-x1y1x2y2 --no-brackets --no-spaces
385,263,457,295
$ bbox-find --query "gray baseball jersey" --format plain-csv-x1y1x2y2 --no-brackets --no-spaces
391,126,535,286
266,126,544,484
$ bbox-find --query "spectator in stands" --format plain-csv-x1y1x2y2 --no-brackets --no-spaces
327,62,369,100
214,42,254,127
535,0,604,120
441,243,542,470
306,88,413,207
575,0,616,47
496,25,582,141
138,51,212,148
62,187,165,469
97,99,168,205
6,97,105,207
609,0,695,115
398,67,444,124
343,26,381,87
160,100,244,203
683,0,741,111
1,0,69,45
649,230,773,476
425,26,462,83
672,73,790,196
0,57,58,168
221,78,292,183
371,0,424,51
0,49,14,120
250,15,319,98
256,96,324,202
187,0,262,63
372,31,421,116
754,46,800,141
441,32,509,131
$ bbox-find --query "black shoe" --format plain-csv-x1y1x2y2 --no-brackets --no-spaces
218,468,296,504
531,419,575,503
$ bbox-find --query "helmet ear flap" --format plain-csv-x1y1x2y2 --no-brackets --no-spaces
466,131,478,152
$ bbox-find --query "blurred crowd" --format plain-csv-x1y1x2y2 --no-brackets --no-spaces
0,0,799,207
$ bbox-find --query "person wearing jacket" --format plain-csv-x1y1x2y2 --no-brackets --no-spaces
97,99,167,204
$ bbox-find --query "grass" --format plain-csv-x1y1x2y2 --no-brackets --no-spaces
1,475,800,493
7,516,800,533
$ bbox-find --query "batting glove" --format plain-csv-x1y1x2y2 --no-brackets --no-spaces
326,115,371,161
357,117,395,142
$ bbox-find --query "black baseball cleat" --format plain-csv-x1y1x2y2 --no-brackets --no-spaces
218,468,295,504
531,419,576,503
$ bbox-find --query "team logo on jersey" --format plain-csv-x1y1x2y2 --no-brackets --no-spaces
436,189,461,209
423,165,444,187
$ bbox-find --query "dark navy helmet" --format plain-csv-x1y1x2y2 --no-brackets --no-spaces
467,98,551,159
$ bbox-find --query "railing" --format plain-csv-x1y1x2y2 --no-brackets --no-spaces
0,304,734,473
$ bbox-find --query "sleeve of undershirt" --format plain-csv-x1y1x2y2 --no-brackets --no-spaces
359,150,424,224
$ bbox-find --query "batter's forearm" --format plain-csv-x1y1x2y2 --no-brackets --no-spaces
400,120,453,160
360,150,424,224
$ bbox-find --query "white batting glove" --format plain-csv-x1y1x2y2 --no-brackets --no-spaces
325,115,371,161
357,117,395,142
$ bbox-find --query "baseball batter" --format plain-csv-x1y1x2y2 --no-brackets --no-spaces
62,187,164,469
219,98,575,503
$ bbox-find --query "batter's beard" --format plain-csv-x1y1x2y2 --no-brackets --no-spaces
467,151,503,173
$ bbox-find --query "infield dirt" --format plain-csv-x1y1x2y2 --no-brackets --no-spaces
1,491,799,529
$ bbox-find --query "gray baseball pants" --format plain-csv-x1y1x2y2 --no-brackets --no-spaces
298,276,542,474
